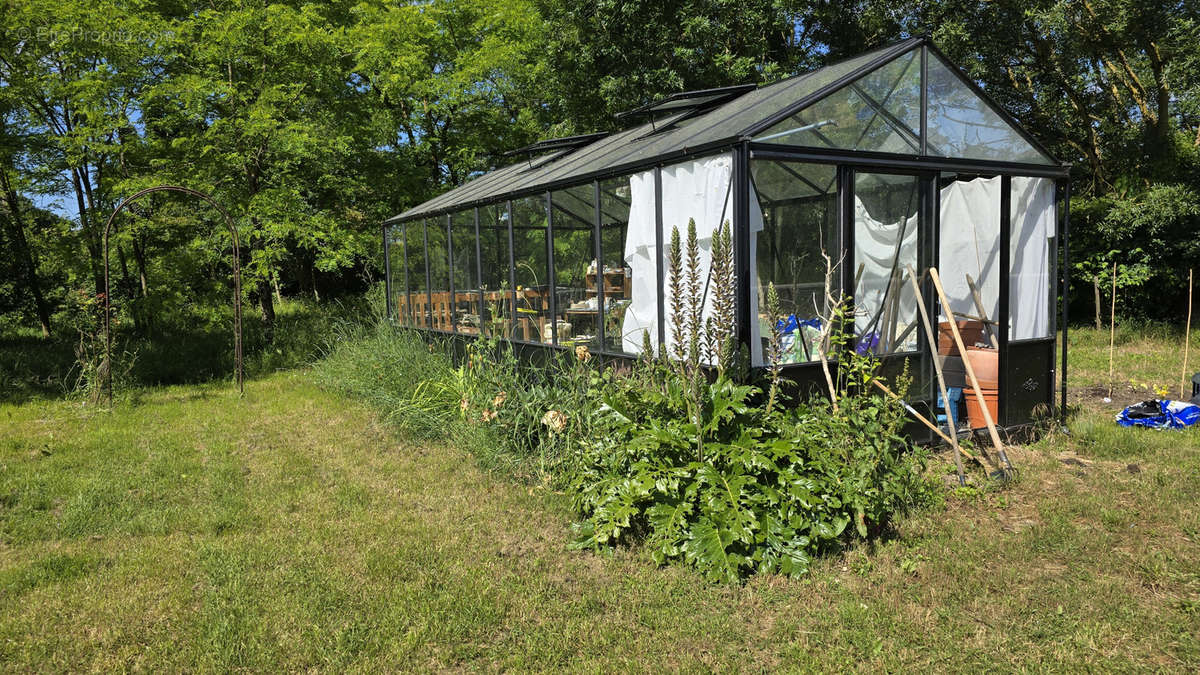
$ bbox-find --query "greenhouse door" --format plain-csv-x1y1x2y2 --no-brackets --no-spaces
847,169,937,417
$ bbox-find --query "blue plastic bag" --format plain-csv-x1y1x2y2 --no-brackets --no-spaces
1115,399,1200,429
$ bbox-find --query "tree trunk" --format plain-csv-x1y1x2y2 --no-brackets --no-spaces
132,235,150,297
1147,42,1172,152
259,285,276,342
1094,276,1103,329
271,265,283,305
70,167,104,294
0,167,52,336
117,243,132,292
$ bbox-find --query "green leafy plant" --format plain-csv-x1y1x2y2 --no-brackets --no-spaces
570,348,936,581
569,224,938,581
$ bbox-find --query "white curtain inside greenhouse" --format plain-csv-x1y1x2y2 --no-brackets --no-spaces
622,153,738,355
1009,176,1055,340
853,196,920,347
619,170,658,353
939,176,1001,327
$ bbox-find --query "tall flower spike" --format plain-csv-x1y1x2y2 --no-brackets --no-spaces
707,220,737,374
685,218,702,369
668,225,684,362
703,226,723,365
765,281,783,413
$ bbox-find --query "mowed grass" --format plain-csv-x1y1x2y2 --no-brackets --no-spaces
1,333,1198,670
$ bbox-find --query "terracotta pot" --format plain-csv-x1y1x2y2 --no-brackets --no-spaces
937,320,986,356
965,387,999,429
965,347,999,383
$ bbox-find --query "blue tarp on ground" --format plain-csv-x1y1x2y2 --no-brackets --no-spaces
1115,399,1200,429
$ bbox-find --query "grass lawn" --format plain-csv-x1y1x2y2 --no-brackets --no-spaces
1,328,1198,670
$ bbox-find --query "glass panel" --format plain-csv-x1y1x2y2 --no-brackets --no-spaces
687,42,911,155
532,44,913,194
853,172,920,355
1010,177,1056,340
598,174,650,354
386,225,407,324
647,92,727,114
450,210,480,335
856,50,921,141
479,203,513,337
405,219,428,328
926,51,1053,164
754,50,920,154
426,216,451,331
511,196,551,343
938,173,1001,392
550,184,602,350
750,160,838,366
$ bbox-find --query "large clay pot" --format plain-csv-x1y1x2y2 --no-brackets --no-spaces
965,386,999,429
964,346,999,382
937,320,986,356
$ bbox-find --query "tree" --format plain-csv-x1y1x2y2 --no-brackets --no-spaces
537,0,810,132
350,0,553,197
0,0,168,295
0,92,53,335
144,0,374,335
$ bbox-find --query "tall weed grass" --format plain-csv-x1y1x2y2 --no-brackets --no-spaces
0,296,368,404
312,319,599,483
313,320,463,442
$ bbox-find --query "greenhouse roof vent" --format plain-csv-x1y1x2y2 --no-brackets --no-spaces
615,84,757,122
503,132,611,158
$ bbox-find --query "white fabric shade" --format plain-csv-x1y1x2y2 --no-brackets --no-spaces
622,154,735,355
1009,176,1055,340
619,170,658,353
938,176,1002,328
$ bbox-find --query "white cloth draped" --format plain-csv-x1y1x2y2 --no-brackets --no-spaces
853,195,919,345
938,176,1002,327
1009,176,1055,339
622,154,735,355
619,170,658,353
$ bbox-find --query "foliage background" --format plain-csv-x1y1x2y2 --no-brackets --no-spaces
2,0,1198,336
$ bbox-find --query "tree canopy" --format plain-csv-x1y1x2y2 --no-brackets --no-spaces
1,0,1197,336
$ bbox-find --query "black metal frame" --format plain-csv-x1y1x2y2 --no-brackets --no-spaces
382,222,392,320
999,174,1012,424
593,180,606,356
654,166,665,350
545,191,558,346
446,213,455,332
381,39,1074,430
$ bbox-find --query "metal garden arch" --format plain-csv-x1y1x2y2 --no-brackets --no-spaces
102,185,243,405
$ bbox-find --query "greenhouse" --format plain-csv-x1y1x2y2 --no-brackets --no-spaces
382,37,1071,431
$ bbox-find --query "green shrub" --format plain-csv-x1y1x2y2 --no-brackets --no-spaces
567,220,938,581
568,352,938,582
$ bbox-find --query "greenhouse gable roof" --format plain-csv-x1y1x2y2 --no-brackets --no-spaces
389,37,1060,223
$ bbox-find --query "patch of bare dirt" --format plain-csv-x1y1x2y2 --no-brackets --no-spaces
1072,381,1156,412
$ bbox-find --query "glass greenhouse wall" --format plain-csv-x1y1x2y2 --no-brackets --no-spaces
383,38,1071,431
